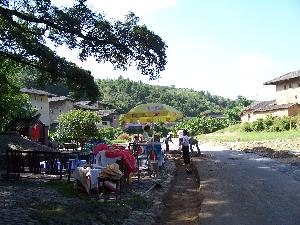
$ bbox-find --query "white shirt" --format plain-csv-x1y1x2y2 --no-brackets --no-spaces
177,130,183,138
142,131,152,143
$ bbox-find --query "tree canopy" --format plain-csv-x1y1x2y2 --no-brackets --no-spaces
53,109,100,145
96,76,251,117
0,57,37,132
0,0,167,100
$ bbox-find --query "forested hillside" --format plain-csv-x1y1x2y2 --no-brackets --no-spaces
19,72,251,117
96,76,248,117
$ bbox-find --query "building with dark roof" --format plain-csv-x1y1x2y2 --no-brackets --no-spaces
20,88,56,127
241,70,300,122
74,101,120,128
20,88,58,145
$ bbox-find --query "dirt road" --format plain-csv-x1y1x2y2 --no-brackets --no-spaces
156,154,202,225
194,144,300,225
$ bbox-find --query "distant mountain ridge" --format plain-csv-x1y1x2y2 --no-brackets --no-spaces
96,76,242,117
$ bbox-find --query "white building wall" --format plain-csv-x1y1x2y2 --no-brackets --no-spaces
49,100,74,125
30,94,50,126
276,80,300,104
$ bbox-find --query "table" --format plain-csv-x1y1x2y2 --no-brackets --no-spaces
72,165,105,194
97,176,122,201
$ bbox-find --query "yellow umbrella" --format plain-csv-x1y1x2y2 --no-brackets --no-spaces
124,103,183,123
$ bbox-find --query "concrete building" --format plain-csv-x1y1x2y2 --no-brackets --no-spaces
48,96,74,130
241,70,300,122
20,88,56,144
20,88,56,127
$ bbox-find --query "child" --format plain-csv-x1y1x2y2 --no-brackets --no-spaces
181,130,192,173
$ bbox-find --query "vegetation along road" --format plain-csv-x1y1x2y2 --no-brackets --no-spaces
194,143,300,225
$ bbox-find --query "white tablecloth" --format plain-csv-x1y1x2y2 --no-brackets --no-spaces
72,165,105,193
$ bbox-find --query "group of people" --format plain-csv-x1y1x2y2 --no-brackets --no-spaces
131,125,200,174
164,129,201,173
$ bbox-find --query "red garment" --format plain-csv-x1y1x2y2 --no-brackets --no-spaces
105,149,137,174
93,143,109,155
149,151,157,161
93,144,137,174
32,124,40,142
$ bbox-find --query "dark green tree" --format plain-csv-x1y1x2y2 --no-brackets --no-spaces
0,57,37,132
53,109,101,146
0,0,167,100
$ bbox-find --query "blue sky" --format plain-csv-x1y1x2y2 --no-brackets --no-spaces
51,0,300,100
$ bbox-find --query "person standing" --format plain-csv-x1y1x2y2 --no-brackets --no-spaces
142,125,152,143
164,132,174,152
177,129,183,150
181,130,192,173
190,136,201,156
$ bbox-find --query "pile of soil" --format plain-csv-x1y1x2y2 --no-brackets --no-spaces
156,154,203,225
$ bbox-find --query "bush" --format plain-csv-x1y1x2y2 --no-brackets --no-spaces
242,122,252,132
251,118,264,131
97,127,115,141
270,117,291,132
263,115,274,131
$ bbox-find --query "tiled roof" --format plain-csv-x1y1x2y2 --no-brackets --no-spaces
48,96,74,102
97,109,118,117
264,70,300,85
20,88,56,97
0,132,56,154
243,100,295,113
74,101,99,110
74,101,117,111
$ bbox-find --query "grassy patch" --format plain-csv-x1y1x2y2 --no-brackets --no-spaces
199,129,300,142
32,182,150,225
32,201,131,225
39,180,80,198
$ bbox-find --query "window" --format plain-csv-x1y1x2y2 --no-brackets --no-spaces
102,121,108,125
41,106,42,109
113,115,116,120
289,83,292,88
41,97,43,101
298,83,300,87
284,84,287,90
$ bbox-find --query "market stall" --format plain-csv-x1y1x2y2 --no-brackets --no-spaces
72,143,136,193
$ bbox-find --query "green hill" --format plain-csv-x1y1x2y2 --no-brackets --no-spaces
96,76,246,117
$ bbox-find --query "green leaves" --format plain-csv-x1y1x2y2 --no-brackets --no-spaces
54,109,101,144
0,0,167,100
0,58,36,132
172,116,230,136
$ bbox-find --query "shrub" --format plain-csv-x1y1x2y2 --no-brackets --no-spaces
242,122,252,132
97,127,115,141
263,115,274,131
251,118,264,131
270,117,290,132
